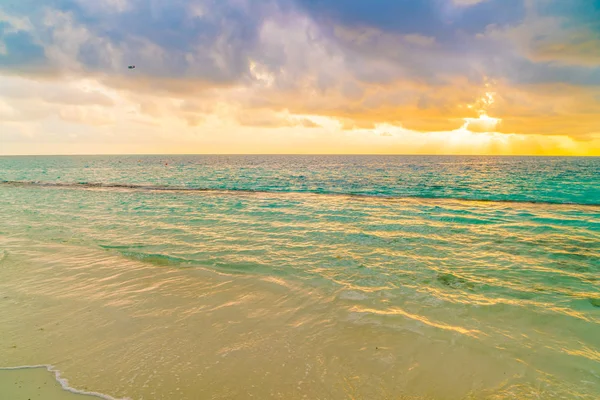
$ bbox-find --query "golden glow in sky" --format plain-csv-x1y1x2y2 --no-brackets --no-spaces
0,0,599,155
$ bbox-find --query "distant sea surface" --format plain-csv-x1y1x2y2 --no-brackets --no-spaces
0,155,598,400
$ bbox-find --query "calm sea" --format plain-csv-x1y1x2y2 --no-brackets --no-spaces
0,155,598,399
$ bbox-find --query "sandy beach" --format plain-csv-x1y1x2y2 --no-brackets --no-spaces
0,367,107,400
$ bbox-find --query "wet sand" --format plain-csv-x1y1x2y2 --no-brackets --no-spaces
0,367,107,400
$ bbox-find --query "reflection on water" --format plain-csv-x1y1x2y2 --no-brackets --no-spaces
0,155,598,399
0,155,598,204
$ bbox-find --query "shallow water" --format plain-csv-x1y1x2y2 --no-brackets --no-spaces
0,155,598,399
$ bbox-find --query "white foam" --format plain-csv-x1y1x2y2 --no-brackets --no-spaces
0,365,132,400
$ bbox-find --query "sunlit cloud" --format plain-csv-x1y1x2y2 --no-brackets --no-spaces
0,0,599,155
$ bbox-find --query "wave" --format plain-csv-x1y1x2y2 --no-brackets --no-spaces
1,180,598,207
0,365,130,400
104,248,193,266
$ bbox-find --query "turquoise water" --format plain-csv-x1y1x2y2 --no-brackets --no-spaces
0,155,599,399
1,155,598,204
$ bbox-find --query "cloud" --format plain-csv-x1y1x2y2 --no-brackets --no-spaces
294,0,525,40
452,0,488,5
58,105,115,126
0,0,599,155
236,109,322,128
298,118,321,128
0,9,33,33
0,75,115,106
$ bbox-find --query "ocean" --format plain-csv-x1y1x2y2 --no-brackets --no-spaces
0,155,598,399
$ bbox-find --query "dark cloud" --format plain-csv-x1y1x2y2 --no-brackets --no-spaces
294,0,526,41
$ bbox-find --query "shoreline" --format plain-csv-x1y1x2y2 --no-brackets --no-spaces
0,366,127,400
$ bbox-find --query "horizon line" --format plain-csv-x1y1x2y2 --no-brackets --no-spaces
0,153,597,158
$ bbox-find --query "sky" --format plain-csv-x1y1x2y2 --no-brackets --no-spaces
1,0,599,155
